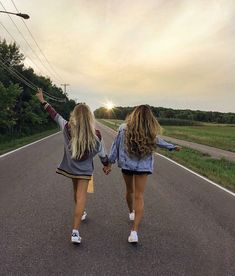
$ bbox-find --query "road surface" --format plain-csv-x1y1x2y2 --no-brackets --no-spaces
0,123,234,276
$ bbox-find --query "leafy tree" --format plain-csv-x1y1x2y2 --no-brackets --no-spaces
0,39,76,138
0,39,24,66
94,106,235,125
0,83,22,135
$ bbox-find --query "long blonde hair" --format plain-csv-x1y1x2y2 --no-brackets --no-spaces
125,105,162,158
69,103,97,159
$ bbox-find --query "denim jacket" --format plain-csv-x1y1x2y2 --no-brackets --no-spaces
108,123,177,173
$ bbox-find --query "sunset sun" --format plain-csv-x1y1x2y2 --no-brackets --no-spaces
105,101,115,110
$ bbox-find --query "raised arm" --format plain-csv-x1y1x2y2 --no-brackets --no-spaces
36,88,67,131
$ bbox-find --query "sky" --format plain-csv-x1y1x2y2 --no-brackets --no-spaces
0,0,235,112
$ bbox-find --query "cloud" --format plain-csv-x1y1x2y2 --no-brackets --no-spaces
1,0,235,111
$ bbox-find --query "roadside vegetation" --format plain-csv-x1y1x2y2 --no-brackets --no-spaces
0,127,59,155
98,119,235,191
160,147,235,191
163,124,235,152
98,119,235,152
0,39,76,155
94,106,235,124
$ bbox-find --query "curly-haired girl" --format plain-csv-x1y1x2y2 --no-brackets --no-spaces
107,105,180,243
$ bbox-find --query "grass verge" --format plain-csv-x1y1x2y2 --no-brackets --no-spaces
163,125,235,152
159,148,235,191
97,119,235,192
0,128,59,156
98,119,235,152
98,119,122,130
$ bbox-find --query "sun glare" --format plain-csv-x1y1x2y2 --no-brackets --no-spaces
105,101,114,110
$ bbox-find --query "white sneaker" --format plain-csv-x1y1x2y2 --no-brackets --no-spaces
71,231,82,244
129,211,135,221
81,210,87,221
128,230,138,243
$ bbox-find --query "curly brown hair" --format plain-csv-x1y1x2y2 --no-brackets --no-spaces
125,105,162,158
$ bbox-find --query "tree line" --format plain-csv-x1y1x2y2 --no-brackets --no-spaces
94,106,235,125
1,38,234,141
0,39,76,138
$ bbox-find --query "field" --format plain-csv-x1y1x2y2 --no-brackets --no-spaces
98,119,235,152
98,119,235,191
163,124,235,152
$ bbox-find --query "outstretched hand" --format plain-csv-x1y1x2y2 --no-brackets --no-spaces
175,146,181,151
36,88,45,103
103,164,112,175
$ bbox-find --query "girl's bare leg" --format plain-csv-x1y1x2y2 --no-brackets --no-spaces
72,179,78,204
133,174,148,232
72,179,89,229
122,173,134,213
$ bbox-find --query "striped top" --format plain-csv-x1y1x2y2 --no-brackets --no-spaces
43,102,108,178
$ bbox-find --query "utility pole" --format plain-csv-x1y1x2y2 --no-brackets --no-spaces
61,83,70,94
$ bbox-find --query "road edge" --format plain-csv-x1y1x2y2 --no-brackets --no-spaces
0,131,61,159
97,121,235,197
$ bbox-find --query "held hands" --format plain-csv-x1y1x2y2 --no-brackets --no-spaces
36,88,45,103
103,164,112,175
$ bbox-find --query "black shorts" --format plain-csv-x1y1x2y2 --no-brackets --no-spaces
121,169,152,176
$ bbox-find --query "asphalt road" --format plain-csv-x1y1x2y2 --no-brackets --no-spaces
0,123,235,276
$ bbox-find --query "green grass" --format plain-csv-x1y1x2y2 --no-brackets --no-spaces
98,119,235,152
163,124,235,152
160,147,235,191
99,119,123,130
98,119,235,191
0,128,59,155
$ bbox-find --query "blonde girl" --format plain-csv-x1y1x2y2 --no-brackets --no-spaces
36,89,109,244
108,105,180,243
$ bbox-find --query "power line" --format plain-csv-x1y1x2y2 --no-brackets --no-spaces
0,56,66,102
0,0,60,82
0,20,15,41
0,20,48,76
0,23,66,102
10,0,63,82
1,59,36,90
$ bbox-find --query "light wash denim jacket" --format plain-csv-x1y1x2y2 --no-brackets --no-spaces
108,123,177,173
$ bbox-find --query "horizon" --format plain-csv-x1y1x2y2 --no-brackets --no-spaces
93,104,235,114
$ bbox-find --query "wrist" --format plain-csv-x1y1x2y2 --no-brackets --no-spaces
41,101,47,105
